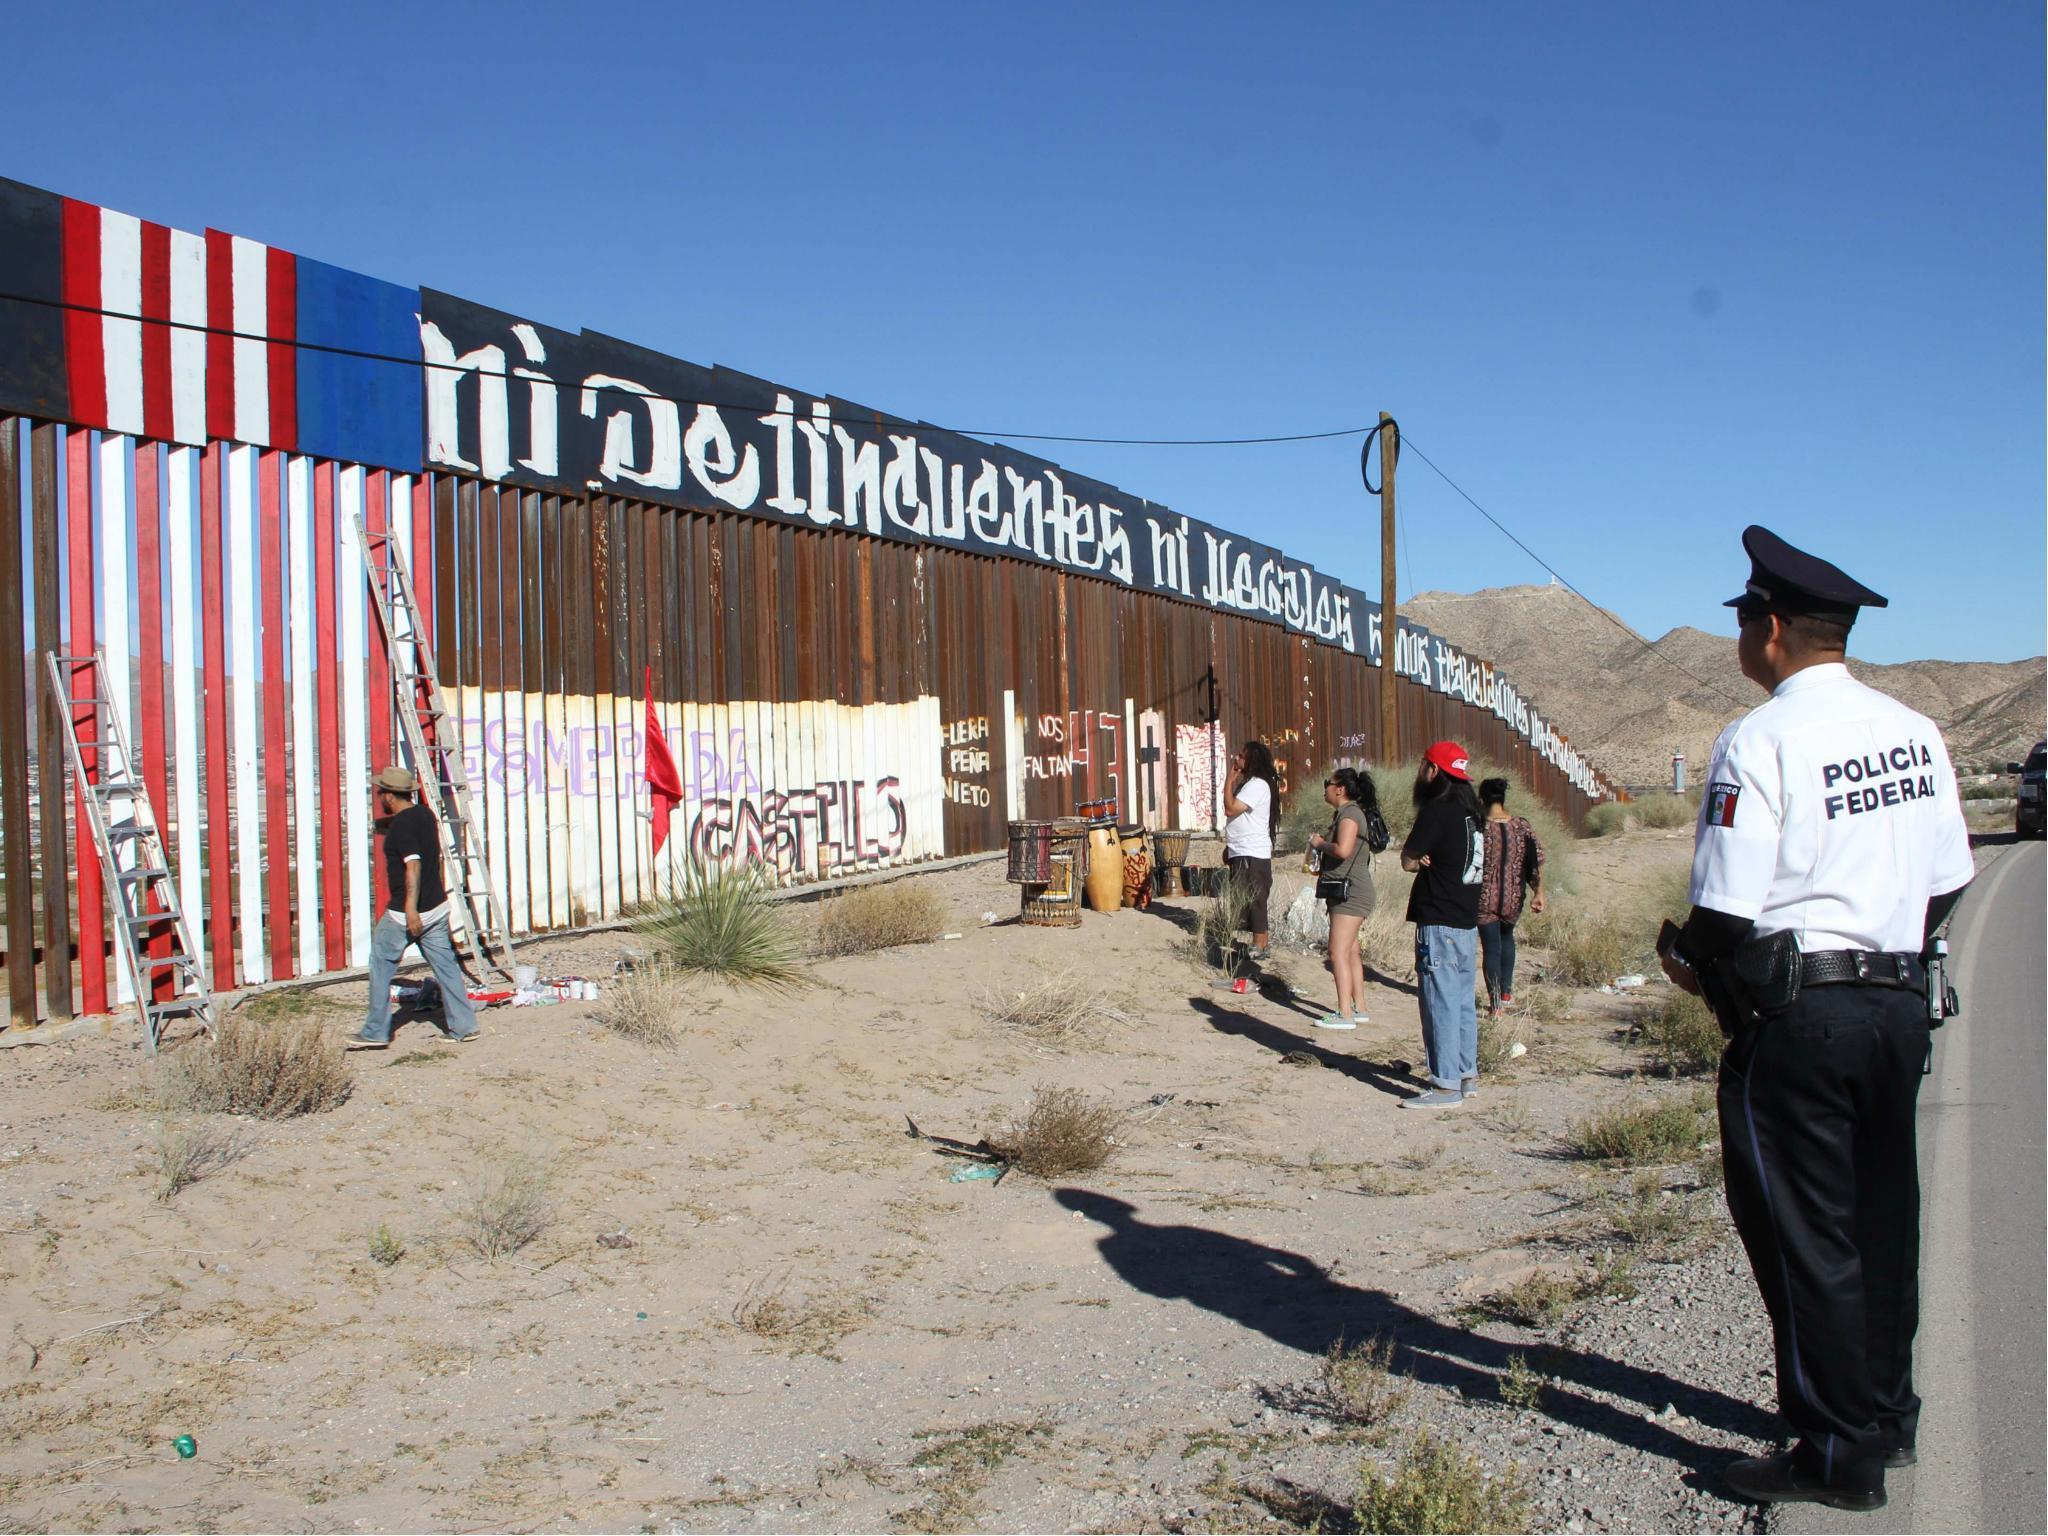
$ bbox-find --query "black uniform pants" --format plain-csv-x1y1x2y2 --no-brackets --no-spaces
1718,982,1929,1491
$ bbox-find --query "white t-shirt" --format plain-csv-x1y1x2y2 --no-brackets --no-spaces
1224,776,1274,859
1689,663,1973,953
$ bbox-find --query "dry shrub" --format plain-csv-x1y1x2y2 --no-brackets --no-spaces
1585,801,1629,837
1639,989,1723,1076
367,1223,406,1266
151,1118,243,1200
1357,865,1414,982
636,860,806,990
461,1137,556,1258
1607,1170,1706,1253
732,1273,869,1356
1352,1431,1531,1533
1515,983,1572,1024
1190,872,1253,976
1541,906,1649,987
1631,792,1699,829
1476,1010,1517,1073
1498,1352,1544,1411
975,969,1136,1044
599,966,689,1049
1566,1089,1715,1164
154,1015,353,1119
813,881,948,956
1313,1334,1411,1427
1474,1269,1581,1330
988,1085,1117,1177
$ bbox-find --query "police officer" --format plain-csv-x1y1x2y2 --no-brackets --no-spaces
1659,526,1974,1512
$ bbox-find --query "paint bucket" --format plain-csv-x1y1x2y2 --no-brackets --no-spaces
514,964,538,989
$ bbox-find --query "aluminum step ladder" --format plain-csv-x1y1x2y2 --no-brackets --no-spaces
43,651,216,1055
347,507,514,977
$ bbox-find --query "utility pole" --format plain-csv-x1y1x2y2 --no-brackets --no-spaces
1376,412,1398,764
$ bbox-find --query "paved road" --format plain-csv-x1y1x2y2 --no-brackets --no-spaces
1785,836,2045,1534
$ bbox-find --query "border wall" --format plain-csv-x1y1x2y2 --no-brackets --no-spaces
0,176,1616,1027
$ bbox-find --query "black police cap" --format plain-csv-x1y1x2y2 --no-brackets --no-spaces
1724,525,1888,623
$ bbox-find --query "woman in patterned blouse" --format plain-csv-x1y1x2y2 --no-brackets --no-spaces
1477,778,1546,1016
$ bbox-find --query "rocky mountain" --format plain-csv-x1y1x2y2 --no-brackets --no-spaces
1405,583,2045,789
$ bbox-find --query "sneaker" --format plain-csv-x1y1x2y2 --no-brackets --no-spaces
1314,1014,1357,1031
1348,1011,1370,1025
1461,1076,1479,1098
344,1031,390,1051
1248,946,1271,962
1400,1087,1465,1110
439,1028,480,1044
1499,993,1515,1006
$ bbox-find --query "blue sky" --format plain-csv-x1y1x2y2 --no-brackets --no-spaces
11,0,2042,663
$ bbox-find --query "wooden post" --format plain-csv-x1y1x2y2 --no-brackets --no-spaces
1377,412,1398,765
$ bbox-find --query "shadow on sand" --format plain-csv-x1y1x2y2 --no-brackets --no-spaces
1055,1188,1778,1481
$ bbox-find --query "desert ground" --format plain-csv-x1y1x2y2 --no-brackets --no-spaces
1,818,2002,1534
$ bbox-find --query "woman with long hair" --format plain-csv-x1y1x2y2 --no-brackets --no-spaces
1306,765,1379,1028
1222,740,1280,959
1476,777,1546,1017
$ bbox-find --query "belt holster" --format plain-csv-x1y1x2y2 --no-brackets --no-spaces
1702,929,1801,1035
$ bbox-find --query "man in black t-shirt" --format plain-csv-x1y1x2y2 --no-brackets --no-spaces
350,766,478,1049
1398,741,1485,1108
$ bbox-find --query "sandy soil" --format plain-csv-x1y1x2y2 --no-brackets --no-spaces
1,828,1790,1533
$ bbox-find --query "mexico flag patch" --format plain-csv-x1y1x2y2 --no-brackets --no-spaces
1706,782,1741,828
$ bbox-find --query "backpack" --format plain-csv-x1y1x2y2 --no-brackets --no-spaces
1364,804,1392,855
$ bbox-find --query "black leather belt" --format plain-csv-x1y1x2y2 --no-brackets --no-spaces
1799,950,1924,989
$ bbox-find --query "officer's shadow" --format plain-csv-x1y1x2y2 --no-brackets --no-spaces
1055,1189,1776,1477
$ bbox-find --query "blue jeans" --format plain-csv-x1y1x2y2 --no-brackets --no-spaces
364,912,477,1042
1415,924,1479,1090
1478,919,1518,1004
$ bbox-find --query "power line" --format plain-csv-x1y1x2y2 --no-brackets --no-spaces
0,289,1374,448
1399,433,1749,709
8,287,1748,710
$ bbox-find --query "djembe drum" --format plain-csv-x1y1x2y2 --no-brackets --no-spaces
1151,829,1191,896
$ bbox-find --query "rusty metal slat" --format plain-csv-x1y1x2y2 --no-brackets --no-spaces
31,424,71,1018
0,421,33,1021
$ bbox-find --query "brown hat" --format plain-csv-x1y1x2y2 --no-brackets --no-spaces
374,766,415,795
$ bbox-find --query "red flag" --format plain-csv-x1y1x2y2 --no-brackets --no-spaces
644,666,683,855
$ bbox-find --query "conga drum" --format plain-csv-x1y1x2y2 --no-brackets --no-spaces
1007,820,1055,884
1118,826,1151,909
1084,823,1125,913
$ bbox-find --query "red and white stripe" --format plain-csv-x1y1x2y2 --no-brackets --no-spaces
61,200,211,446
204,229,296,449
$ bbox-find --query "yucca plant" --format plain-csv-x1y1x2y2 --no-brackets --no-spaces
636,859,807,991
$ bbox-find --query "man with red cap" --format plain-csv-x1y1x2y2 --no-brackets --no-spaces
1398,740,1485,1107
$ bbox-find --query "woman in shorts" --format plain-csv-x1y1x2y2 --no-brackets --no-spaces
1306,766,1379,1029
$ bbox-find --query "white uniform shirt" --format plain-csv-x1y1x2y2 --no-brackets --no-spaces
1224,777,1273,859
1689,662,1973,953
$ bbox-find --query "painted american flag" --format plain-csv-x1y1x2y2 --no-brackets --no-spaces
0,175,421,470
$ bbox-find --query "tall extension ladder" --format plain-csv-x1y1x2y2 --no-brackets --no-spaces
347,508,514,977
43,651,217,1054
